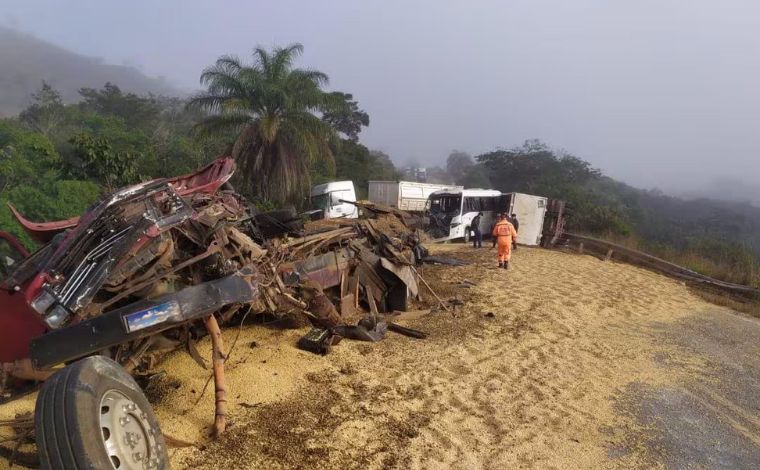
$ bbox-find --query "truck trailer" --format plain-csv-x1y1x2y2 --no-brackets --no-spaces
497,192,548,246
368,181,462,213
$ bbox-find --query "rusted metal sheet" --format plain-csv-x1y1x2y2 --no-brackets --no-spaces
293,248,351,289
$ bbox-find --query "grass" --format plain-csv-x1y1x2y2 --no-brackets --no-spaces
600,233,760,289
689,286,760,320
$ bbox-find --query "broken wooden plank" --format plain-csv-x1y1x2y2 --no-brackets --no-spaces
285,227,354,248
367,289,380,317
357,260,386,294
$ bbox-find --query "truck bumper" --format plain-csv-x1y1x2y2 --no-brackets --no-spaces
30,268,258,369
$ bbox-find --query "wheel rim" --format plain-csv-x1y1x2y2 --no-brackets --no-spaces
99,389,161,469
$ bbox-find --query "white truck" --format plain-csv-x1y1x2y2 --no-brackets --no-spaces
368,181,463,213
309,181,358,219
498,192,548,246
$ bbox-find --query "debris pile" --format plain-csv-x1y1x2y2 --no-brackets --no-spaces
0,157,444,440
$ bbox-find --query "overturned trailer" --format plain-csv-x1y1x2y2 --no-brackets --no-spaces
0,157,429,469
496,193,548,246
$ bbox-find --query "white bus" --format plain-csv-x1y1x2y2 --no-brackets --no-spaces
425,189,502,242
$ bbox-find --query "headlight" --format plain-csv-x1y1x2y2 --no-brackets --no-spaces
31,288,56,315
44,305,71,329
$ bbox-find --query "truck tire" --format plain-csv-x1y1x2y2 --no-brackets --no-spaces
35,356,168,470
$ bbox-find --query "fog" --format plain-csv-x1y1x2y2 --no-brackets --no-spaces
4,0,759,201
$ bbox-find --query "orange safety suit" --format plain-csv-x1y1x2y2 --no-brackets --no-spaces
492,219,518,263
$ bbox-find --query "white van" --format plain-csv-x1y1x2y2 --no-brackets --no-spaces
309,181,358,219
426,188,502,242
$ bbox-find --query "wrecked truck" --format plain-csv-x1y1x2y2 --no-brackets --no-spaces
1,157,261,468
0,157,429,469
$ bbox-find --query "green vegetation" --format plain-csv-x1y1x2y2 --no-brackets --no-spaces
0,119,100,247
0,44,396,248
190,44,344,204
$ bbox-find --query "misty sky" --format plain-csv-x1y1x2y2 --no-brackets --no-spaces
3,0,759,196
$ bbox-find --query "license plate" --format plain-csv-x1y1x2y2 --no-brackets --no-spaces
124,300,181,333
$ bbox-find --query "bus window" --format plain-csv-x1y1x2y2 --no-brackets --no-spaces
429,195,461,214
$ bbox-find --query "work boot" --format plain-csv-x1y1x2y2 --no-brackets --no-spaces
503,261,509,270
498,262,503,268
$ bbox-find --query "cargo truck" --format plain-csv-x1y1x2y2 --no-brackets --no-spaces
368,181,462,213
309,181,359,219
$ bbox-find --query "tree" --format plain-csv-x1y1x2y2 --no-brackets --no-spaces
321,92,369,142
68,132,139,192
0,120,60,192
19,81,66,137
475,140,626,235
0,120,100,248
311,143,400,200
189,44,340,204
79,83,161,130
459,165,492,189
446,150,474,183
426,166,454,184
477,140,600,197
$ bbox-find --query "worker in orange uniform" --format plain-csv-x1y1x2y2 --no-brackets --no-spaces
491,213,518,269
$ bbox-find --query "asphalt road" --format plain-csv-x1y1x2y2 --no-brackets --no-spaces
620,309,760,469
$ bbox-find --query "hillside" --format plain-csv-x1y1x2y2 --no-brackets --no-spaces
0,26,179,116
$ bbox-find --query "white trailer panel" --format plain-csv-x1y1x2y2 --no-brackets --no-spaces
504,193,548,246
368,181,462,212
367,181,399,207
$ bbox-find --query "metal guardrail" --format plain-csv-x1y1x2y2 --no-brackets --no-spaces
563,232,760,297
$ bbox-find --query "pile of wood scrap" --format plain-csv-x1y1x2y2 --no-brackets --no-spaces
259,210,435,345
341,200,426,230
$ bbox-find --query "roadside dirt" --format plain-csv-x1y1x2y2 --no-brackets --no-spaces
2,245,758,468
166,245,760,469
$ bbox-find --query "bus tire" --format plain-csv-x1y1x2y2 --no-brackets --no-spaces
464,228,471,243
35,356,168,470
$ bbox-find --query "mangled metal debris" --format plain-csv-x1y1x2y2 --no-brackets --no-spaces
0,157,444,466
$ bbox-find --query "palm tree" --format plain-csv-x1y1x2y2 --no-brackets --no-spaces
189,44,338,203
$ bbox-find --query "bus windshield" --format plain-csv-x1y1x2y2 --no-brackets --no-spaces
428,195,461,215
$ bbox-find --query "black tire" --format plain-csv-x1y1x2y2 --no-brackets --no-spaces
464,227,471,243
35,356,168,470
